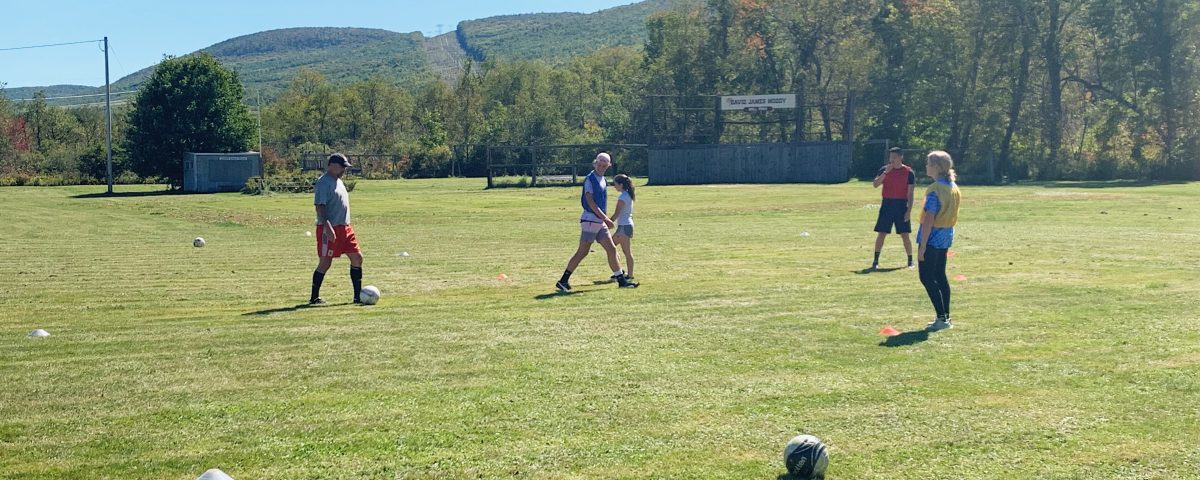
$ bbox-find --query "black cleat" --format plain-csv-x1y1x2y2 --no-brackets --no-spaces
555,280,572,292
309,297,327,306
617,276,639,288
353,298,363,304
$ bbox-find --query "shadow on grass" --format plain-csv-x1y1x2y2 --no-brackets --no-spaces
854,266,907,275
72,189,177,199
243,302,350,315
534,290,593,300
879,329,931,347
1037,179,1190,189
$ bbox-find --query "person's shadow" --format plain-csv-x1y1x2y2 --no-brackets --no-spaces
879,328,931,347
243,303,350,315
534,290,591,300
854,266,907,275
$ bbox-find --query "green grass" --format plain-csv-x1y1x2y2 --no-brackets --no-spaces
2,179,1199,479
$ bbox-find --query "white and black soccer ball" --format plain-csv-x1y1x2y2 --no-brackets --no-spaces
784,434,829,479
193,237,206,248
360,285,381,305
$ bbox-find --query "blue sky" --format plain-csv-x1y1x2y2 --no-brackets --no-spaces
0,0,638,89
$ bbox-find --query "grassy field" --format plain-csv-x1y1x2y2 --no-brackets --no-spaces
1,178,1198,479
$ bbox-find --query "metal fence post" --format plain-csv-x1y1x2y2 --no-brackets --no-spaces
486,147,494,188
530,147,538,186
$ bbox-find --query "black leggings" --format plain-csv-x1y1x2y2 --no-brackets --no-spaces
919,247,951,317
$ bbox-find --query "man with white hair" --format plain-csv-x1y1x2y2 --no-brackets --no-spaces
556,151,638,291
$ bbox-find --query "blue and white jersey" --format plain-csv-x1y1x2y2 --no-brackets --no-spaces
580,171,607,223
917,178,956,249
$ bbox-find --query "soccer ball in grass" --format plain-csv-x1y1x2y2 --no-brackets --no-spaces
784,434,828,479
360,285,381,305
193,237,206,248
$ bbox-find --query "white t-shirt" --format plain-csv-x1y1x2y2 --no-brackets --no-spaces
615,191,634,226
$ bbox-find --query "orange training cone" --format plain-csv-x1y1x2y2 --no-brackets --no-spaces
953,274,967,281
880,325,901,337
497,273,508,280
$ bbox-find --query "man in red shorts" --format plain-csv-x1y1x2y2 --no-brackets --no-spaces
310,153,365,305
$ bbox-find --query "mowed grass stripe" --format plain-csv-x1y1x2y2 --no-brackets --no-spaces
1,180,1198,479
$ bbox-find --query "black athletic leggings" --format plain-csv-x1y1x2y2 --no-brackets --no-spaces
919,247,951,317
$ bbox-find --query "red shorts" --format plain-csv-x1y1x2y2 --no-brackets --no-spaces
316,225,361,258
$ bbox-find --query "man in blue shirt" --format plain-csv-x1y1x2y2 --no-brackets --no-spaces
556,152,637,291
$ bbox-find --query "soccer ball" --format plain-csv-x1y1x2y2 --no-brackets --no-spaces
360,285,381,305
784,434,829,479
193,237,206,248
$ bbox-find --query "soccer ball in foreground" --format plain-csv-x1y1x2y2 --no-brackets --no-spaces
193,237,206,248
360,285,381,305
784,434,828,479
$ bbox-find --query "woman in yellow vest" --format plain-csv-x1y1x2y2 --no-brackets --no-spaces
917,151,961,331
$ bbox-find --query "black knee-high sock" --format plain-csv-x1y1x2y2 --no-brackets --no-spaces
311,270,326,301
873,251,881,265
350,266,363,301
559,269,573,284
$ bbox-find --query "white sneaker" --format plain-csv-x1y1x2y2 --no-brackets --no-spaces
925,317,953,331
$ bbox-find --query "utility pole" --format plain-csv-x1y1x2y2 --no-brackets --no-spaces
104,36,114,194
256,89,263,153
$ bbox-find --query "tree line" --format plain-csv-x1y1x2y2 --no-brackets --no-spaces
1,0,1197,186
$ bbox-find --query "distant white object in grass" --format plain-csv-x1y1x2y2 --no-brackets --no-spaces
305,231,312,237
399,251,410,257
196,469,234,480
784,434,829,479
193,237,206,248
800,231,811,237
360,285,381,305
28,329,50,338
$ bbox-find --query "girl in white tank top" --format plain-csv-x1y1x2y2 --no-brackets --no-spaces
609,174,637,280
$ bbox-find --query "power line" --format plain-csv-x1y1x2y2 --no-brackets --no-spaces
0,39,101,52
63,99,132,108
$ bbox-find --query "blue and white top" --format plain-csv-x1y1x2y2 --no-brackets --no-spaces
580,171,607,223
917,178,956,249
615,191,634,226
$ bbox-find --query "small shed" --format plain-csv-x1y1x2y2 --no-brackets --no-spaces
183,152,262,193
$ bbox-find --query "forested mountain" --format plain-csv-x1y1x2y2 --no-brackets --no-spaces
111,28,433,100
457,0,683,62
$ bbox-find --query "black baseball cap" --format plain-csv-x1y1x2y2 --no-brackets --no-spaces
328,153,353,167
887,147,903,154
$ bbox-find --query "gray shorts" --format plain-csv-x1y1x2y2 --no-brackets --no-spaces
580,221,613,243
614,224,634,238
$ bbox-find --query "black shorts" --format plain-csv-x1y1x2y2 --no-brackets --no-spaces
874,199,912,234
